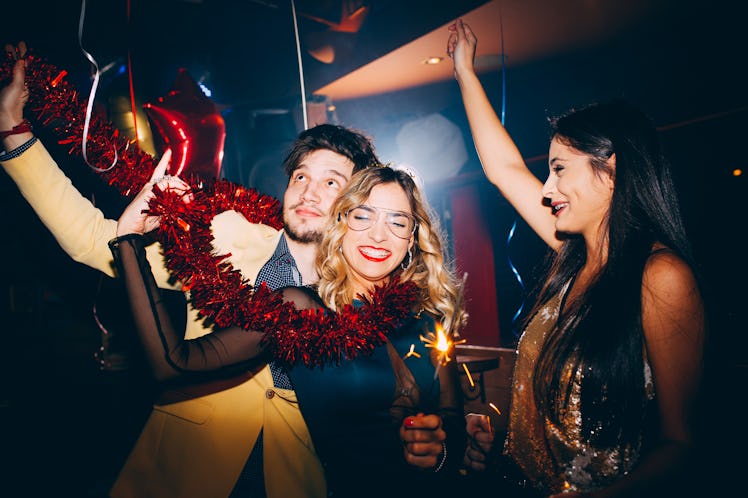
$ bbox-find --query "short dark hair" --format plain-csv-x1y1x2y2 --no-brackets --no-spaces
282,124,379,177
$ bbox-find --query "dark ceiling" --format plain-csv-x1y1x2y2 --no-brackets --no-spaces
5,0,746,152
5,0,488,108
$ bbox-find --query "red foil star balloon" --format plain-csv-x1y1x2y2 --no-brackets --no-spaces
144,68,226,182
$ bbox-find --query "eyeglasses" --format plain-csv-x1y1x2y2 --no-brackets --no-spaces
345,205,417,239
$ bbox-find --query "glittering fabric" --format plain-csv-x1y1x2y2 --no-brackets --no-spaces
505,282,655,495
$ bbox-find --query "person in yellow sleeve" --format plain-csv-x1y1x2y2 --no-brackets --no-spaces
1,43,379,498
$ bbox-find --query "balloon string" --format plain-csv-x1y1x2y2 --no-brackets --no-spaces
290,0,308,130
497,8,525,335
506,220,525,328
78,0,117,172
126,0,140,148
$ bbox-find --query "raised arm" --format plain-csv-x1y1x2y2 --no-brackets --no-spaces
447,20,560,249
0,44,32,150
0,43,180,287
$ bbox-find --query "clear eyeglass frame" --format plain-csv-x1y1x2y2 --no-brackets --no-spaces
345,205,417,239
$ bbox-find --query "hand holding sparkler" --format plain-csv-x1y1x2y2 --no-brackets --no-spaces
463,413,495,471
400,413,447,471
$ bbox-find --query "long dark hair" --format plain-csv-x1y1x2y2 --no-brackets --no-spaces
529,100,697,447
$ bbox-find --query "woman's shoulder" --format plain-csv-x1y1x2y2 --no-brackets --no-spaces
641,244,704,342
643,244,698,293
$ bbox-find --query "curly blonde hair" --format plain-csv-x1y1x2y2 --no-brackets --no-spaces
316,166,467,337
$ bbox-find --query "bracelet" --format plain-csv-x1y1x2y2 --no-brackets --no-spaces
433,442,447,473
0,119,33,139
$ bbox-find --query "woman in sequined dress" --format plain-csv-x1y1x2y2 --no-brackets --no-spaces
448,18,705,498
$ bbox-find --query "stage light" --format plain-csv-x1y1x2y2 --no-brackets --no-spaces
396,113,467,183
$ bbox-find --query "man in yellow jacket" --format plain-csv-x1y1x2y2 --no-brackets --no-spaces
0,51,379,497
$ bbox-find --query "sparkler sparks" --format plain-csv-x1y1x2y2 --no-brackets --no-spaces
419,323,466,366
403,343,421,359
489,402,501,416
462,363,475,388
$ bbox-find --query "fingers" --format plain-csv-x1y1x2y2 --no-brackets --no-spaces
464,433,492,471
401,414,444,445
446,33,456,59
3,44,26,89
4,42,27,61
463,21,477,44
150,148,172,182
453,19,476,46
403,447,441,469
402,430,444,470
12,57,26,80
401,425,445,444
14,60,28,105
466,413,494,450
472,429,494,447
402,413,441,431
148,149,190,197
464,447,488,471
465,412,492,434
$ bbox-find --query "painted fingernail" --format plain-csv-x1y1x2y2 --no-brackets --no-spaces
404,417,415,427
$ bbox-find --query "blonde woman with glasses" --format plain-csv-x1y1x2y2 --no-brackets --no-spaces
110,163,470,497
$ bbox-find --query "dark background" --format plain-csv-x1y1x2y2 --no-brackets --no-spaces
1,0,745,495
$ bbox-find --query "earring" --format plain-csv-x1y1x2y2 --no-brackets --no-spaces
401,248,413,270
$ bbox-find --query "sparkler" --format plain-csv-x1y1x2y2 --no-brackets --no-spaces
420,323,466,379
462,363,475,388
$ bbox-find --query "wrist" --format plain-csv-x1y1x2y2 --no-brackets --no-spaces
432,442,448,473
116,223,145,237
0,118,32,138
455,68,478,86
1,119,34,151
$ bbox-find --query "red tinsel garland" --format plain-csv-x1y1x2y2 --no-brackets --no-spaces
1,51,420,368
0,53,156,196
148,184,419,368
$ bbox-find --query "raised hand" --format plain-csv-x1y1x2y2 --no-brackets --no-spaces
116,149,191,236
400,413,447,470
1,42,31,145
447,19,478,79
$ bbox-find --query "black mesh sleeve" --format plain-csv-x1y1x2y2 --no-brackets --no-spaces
109,234,271,383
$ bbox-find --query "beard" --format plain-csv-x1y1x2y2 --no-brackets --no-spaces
283,213,324,244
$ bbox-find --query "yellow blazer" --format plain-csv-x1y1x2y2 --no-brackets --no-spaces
1,141,325,498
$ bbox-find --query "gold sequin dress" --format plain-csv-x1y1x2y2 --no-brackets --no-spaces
505,283,654,495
